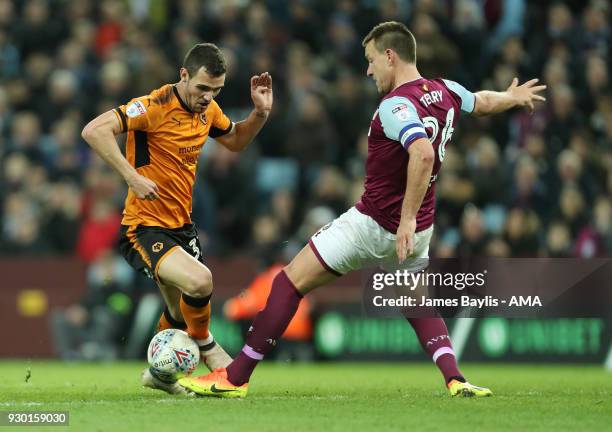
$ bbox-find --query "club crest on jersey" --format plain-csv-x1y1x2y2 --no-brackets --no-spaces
391,103,411,121
199,113,207,125
152,242,164,253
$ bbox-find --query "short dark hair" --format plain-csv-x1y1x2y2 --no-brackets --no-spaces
362,21,417,64
183,43,226,77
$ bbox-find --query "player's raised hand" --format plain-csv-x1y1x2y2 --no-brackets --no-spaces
251,72,273,116
396,217,417,264
507,77,546,114
127,172,159,201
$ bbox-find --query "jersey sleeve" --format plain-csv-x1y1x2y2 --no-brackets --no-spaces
442,79,475,113
209,101,234,138
114,96,164,132
379,96,428,149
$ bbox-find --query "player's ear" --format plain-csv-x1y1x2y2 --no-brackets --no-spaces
179,67,189,82
385,49,393,65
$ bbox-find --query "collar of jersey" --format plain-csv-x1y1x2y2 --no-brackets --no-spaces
172,85,193,113
395,77,425,90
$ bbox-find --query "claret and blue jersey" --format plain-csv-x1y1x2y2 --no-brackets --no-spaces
356,77,476,234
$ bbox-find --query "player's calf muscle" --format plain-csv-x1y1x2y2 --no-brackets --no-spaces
158,283,184,320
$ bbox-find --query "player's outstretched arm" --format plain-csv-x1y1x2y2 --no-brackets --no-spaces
216,72,273,152
472,78,546,116
81,111,159,200
396,138,435,263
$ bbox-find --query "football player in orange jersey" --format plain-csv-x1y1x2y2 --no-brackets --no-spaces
82,43,273,395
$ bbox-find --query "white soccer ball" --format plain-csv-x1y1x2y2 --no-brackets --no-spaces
147,329,200,382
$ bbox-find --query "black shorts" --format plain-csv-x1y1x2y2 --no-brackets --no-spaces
119,224,203,280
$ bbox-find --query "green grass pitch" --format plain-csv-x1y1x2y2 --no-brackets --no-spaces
1,361,610,431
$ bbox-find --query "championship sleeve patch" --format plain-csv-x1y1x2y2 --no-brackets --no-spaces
126,100,147,118
391,103,411,121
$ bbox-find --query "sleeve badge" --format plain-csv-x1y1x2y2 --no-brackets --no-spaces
391,103,411,121
126,100,147,118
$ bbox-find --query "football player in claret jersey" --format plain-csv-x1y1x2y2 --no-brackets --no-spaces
81,43,273,394
180,22,545,399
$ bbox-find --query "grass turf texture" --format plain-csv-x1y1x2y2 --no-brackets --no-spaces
1,361,610,432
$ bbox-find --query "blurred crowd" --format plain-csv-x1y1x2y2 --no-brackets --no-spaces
1,0,611,271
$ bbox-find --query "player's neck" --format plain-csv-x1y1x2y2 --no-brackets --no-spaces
391,64,422,91
175,81,189,106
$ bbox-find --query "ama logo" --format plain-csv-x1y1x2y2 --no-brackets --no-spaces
173,350,190,366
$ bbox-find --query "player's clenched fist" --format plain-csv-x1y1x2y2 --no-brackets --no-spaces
127,173,159,201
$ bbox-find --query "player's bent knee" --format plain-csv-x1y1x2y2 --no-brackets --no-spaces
283,261,302,286
181,267,213,298
284,246,334,295
284,264,315,295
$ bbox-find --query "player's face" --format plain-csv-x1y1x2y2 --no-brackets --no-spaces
365,41,392,94
181,67,225,113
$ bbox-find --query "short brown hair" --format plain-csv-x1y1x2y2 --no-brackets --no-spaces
183,43,226,77
362,21,417,64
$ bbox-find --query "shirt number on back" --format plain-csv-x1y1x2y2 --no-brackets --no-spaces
422,107,455,162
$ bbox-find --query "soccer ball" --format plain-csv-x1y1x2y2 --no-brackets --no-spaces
147,329,200,382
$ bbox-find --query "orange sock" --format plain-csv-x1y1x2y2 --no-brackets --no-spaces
179,294,213,345
156,308,186,333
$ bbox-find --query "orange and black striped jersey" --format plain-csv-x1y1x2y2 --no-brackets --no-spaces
113,84,233,228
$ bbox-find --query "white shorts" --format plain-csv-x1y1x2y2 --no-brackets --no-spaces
308,207,433,275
